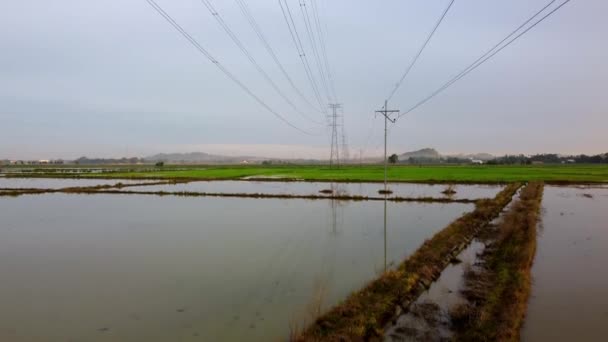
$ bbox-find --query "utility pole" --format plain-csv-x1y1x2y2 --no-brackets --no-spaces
328,103,342,168
375,100,399,193
359,148,363,167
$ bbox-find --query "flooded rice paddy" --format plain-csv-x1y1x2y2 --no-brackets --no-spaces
125,180,503,199
522,186,608,341
0,191,472,341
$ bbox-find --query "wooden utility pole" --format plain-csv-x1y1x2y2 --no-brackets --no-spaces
375,100,399,193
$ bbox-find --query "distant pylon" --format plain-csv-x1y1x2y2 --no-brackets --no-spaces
328,103,342,168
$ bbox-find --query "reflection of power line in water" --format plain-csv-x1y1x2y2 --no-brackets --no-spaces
228,231,299,334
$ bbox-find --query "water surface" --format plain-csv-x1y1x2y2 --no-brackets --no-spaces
0,194,471,341
127,181,502,200
522,186,608,341
385,241,485,341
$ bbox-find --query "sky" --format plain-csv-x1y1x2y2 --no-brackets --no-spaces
0,0,606,160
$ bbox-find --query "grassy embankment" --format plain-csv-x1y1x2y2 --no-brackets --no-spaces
0,181,173,197
451,182,544,341
295,183,521,341
0,179,472,202
5,164,607,183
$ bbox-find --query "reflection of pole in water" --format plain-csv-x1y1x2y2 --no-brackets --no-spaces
384,198,387,272
331,198,338,235
329,183,339,235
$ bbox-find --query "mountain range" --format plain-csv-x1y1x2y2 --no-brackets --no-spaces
144,149,496,163
144,152,256,163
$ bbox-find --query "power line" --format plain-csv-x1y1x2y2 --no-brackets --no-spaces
234,0,324,116
362,114,378,158
299,0,333,103
400,0,572,117
386,0,455,102
278,0,327,114
309,0,338,101
144,0,318,136
199,0,319,124
368,0,454,177
305,0,346,164
340,108,350,161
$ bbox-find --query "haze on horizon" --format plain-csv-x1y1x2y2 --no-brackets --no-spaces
1,0,606,160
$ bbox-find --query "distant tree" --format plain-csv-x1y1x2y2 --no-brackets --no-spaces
155,161,165,167
493,154,530,165
388,154,399,164
445,157,470,164
530,154,561,164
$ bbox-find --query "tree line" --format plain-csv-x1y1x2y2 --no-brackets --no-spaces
486,153,608,165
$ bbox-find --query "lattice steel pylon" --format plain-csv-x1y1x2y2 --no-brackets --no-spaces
328,103,342,168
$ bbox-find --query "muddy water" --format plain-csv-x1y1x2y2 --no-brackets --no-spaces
125,181,502,200
0,178,149,189
384,241,485,341
413,241,485,311
0,194,471,341
522,186,608,341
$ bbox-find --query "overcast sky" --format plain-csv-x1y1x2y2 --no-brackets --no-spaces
0,0,606,160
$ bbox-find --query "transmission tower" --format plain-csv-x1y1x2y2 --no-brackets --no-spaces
328,103,342,168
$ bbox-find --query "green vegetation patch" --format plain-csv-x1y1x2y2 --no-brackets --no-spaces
9,164,608,183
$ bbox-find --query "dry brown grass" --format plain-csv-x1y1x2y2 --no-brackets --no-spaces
0,181,173,197
441,184,457,196
452,182,544,341
288,276,331,341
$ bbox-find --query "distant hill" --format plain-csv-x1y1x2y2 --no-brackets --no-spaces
74,156,145,165
399,148,441,161
147,152,223,162
144,152,253,163
396,148,496,163
72,149,500,165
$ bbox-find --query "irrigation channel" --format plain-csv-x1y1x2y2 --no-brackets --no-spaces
0,178,606,341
